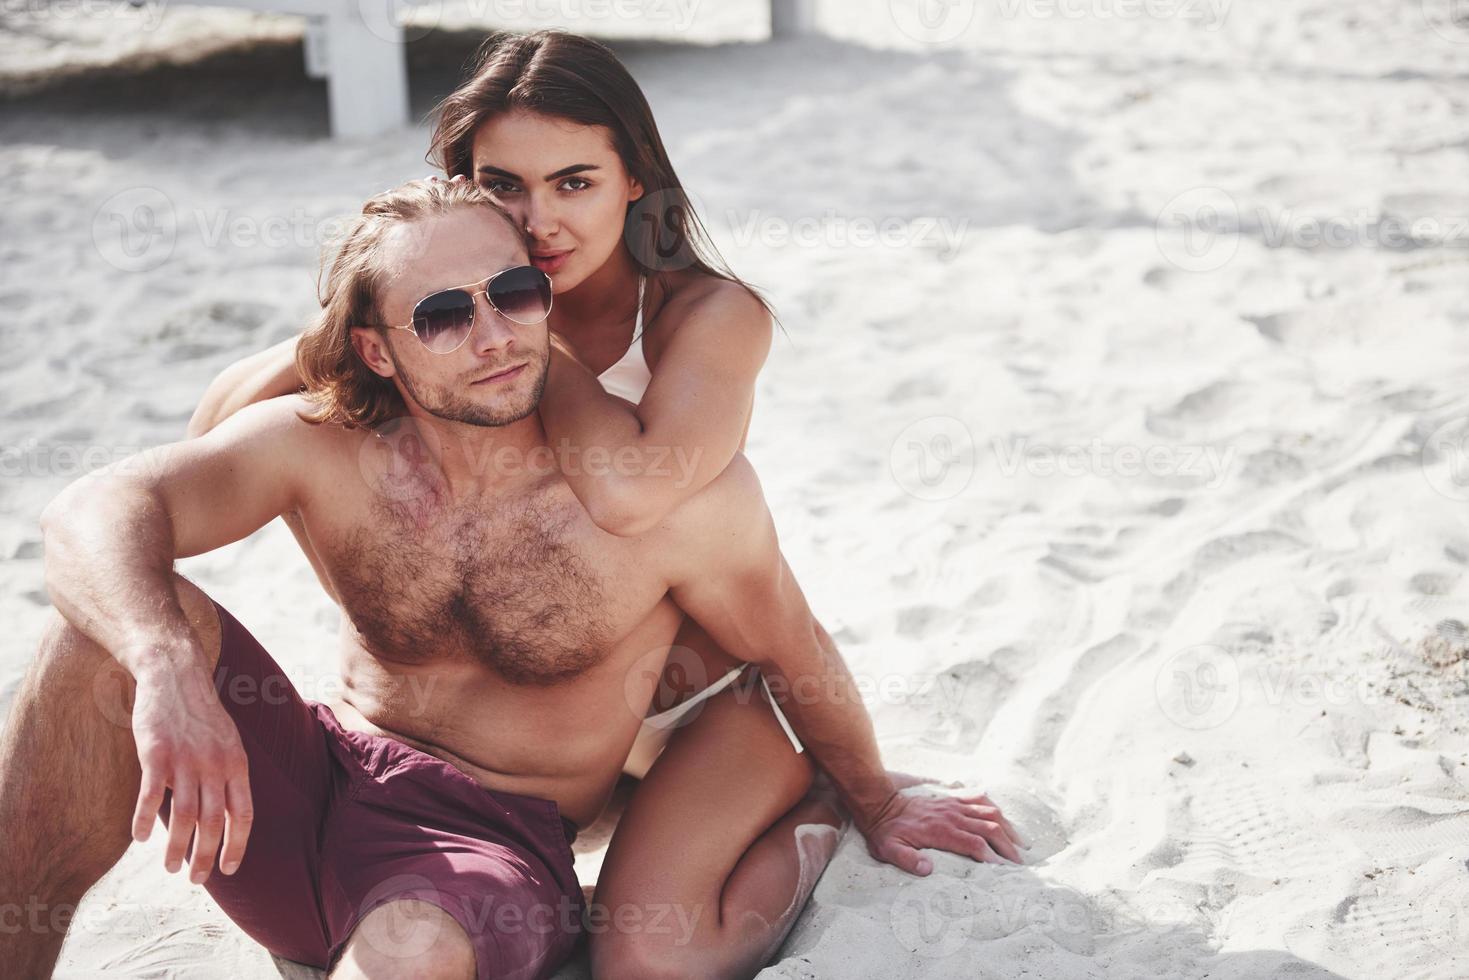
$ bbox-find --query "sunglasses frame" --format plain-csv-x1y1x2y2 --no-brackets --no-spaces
382,264,553,354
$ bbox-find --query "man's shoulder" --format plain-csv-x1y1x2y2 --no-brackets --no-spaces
217,393,346,445
192,393,360,479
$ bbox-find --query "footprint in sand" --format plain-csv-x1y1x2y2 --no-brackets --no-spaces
1175,772,1339,882
1143,379,1250,442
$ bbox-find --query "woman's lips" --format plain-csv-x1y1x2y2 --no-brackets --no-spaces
531,250,572,275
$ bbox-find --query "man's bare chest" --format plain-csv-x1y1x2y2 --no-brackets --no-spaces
319,484,656,686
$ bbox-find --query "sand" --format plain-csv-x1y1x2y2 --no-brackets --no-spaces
2,0,1467,977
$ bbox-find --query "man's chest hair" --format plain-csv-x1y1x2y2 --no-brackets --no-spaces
327,486,618,686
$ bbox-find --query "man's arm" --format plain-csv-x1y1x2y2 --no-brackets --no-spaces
661,455,1026,874
40,394,315,882
45,394,310,672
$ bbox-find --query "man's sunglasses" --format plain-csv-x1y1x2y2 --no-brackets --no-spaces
382,264,553,354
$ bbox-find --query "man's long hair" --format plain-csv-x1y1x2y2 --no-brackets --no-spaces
296,179,520,429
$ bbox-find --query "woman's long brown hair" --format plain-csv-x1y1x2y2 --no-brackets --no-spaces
427,29,773,317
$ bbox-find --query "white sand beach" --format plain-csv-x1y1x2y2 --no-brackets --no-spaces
2,1,1467,977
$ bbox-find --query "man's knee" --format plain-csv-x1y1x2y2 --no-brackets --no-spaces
332,900,476,980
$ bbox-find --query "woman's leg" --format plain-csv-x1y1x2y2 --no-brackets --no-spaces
591,619,846,980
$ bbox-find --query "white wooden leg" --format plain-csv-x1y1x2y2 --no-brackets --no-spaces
317,0,410,139
770,0,817,36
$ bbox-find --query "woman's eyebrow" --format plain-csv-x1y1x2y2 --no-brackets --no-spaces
475,163,602,181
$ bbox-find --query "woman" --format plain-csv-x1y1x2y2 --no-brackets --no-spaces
188,31,976,978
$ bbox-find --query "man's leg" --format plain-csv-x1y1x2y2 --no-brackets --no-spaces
590,632,846,980
0,575,222,978
329,900,474,980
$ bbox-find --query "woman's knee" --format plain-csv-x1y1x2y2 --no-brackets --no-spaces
589,929,712,980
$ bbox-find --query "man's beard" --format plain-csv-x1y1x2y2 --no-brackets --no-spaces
392,351,548,427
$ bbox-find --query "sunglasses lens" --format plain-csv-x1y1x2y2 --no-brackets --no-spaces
487,266,553,325
411,289,475,353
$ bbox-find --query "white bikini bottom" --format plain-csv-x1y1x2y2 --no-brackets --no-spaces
620,662,805,780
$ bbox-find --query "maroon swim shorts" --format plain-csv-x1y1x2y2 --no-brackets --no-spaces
158,599,586,980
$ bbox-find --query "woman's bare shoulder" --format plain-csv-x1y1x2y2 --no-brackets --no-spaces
643,272,772,362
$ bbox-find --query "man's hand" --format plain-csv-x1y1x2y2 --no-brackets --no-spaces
130,660,253,884
860,789,1028,876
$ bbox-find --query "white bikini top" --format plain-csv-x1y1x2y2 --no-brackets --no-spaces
596,274,652,403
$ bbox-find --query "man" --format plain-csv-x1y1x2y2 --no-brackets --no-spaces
0,179,1024,979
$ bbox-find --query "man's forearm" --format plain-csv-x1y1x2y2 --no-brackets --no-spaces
41,474,203,679
761,618,897,832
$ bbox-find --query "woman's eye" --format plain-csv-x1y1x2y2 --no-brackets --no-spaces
560,177,591,192
482,180,519,195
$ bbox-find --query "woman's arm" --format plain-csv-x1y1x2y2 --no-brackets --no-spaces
538,281,773,537
185,335,303,438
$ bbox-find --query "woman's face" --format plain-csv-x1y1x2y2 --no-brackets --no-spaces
470,110,643,294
